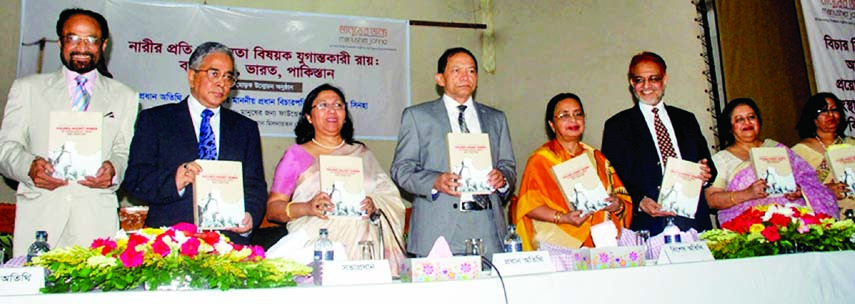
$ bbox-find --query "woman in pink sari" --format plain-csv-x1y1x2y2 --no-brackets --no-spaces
264,84,406,273
706,98,837,225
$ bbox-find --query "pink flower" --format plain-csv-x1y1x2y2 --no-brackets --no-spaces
119,248,144,268
180,237,200,257
171,222,198,234
90,238,117,255
152,235,171,257
247,245,266,260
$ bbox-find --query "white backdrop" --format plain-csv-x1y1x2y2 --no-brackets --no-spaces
17,0,410,139
800,0,855,135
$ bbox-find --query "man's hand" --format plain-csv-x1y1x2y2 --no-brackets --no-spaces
175,162,202,192
79,161,116,189
28,157,67,190
639,197,677,217
433,172,461,197
226,212,253,234
699,159,712,184
487,169,506,191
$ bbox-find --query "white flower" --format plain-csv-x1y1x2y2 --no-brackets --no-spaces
214,241,233,254
850,232,855,243
86,255,117,268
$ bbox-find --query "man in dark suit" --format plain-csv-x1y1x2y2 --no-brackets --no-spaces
601,51,715,235
122,42,266,244
391,47,516,258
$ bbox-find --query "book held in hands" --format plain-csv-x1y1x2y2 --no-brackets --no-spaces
320,155,366,217
48,111,102,181
825,144,855,197
447,133,493,195
550,154,610,214
658,157,703,219
193,160,245,230
749,147,796,197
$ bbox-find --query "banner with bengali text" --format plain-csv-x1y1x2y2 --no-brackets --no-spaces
17,0,410,139
800,0,855,135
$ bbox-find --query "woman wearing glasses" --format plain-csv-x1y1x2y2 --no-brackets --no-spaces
265,84,405,273
514,93,632,251
792,93,855,218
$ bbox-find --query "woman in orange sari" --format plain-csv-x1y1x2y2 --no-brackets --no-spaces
515,93,632,250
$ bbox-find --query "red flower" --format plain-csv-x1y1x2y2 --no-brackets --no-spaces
180,237,200,257
90,238,117,255
152,234,171,257
172,222,198,234
761,225,781,242
769,213,790,227
197,231,220,246
126,234,149,247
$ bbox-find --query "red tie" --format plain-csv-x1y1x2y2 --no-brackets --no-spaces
652,108,677,167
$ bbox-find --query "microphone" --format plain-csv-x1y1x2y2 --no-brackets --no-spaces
370,209,384,259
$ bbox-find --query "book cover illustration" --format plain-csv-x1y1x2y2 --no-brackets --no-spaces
320,155,366,217
826,144,855,198
447,133,493,195
551,154,610,214
48,111,102,181
750,147,796,197
658,157,703,219
194,160,245,230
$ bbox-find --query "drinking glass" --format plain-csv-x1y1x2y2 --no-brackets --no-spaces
358,240,375,260
464,238,483,256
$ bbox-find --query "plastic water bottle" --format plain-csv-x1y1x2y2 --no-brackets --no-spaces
26,230,50,263
312,228,334,285
503,224,523,252
662,218,682,244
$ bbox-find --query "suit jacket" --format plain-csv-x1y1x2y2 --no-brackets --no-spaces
0,70,139,256
390,98,516,257
601,103,716,235
121,99,266,244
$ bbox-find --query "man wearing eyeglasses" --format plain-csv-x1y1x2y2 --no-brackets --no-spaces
601,51,716,235
122,42,266,244
0,8,139,256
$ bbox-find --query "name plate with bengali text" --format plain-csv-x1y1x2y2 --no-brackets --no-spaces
656,241,715,265
0,267,45,295
322,260,392,286
491,251,555,276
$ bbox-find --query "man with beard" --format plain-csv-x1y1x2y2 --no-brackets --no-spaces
0,8,138,256
601,51,716,235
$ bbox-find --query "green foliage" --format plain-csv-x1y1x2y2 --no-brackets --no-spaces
701,218,855,259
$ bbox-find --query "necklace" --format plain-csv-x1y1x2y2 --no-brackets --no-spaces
815,135,841,152
312,138,346,150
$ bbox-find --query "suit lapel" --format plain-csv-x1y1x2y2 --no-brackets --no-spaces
175,99,201,158
217,109,235,161
431,99,452,134
45,71,71,111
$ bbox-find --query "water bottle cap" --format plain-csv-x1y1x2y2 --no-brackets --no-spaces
319,228,329,236
35,231,47,238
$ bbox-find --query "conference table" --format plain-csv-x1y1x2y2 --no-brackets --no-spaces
3,250,854,304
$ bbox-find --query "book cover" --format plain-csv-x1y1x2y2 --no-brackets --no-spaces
47,111,102,181
447,133,493,195
550,154,610,214
749,147,796,197
320,155,366,217
193,160,245,230
658,157,703,219
826,144,855,197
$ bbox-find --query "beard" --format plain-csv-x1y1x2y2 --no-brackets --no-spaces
61,51,99,74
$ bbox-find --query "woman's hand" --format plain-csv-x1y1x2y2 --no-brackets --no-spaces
602,196,623,213
559,210,591,227
304,192,335,220
360,196,377,218
744,179,769,200
639,197,676,217
783,186,803,201
826,182,850,200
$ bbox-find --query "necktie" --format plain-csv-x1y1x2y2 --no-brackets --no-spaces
457,105,470,133
198,109,217,160
72,76,90,112
652,108,677,167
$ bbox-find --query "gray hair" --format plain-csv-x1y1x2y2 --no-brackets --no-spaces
188,41,235,71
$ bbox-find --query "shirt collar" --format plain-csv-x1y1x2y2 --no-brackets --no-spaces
638,99,667,114
188,95,221,117
63,66,98,87
442,94,474,112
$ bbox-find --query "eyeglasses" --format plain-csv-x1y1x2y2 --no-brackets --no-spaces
312,102,345,111
193,69,237,88
817,108,842,116
62,34,103,46
630,75,664,85
555,112,585,121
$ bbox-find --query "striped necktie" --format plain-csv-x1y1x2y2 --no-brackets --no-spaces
71,76,90,112
457,105,470,133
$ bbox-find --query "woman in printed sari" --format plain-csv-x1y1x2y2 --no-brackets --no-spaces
706,98,837,225
265,84,406,273
515,93,632,250
792,92,855,218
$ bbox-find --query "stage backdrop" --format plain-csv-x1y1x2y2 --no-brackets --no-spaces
800,0,855,135
17,0,410,139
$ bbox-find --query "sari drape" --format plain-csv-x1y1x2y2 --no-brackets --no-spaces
792,138,855,218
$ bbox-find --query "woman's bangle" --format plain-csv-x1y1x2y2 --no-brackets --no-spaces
729,191,735,206
553,211,562,224
286,201,296,219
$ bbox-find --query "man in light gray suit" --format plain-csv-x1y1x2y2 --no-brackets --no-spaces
391,47,516,258
0,9,138,256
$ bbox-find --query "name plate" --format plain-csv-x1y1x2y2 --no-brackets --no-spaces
491,251,555,276
656,241,715,265
321,260,392,286
0,267,45,295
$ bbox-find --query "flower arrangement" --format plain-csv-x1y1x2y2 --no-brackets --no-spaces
700,204,855,259
30,223,311,293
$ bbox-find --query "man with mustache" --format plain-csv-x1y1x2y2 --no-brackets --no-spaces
0,8,139,256
601,51,716,235
121,42,266,245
